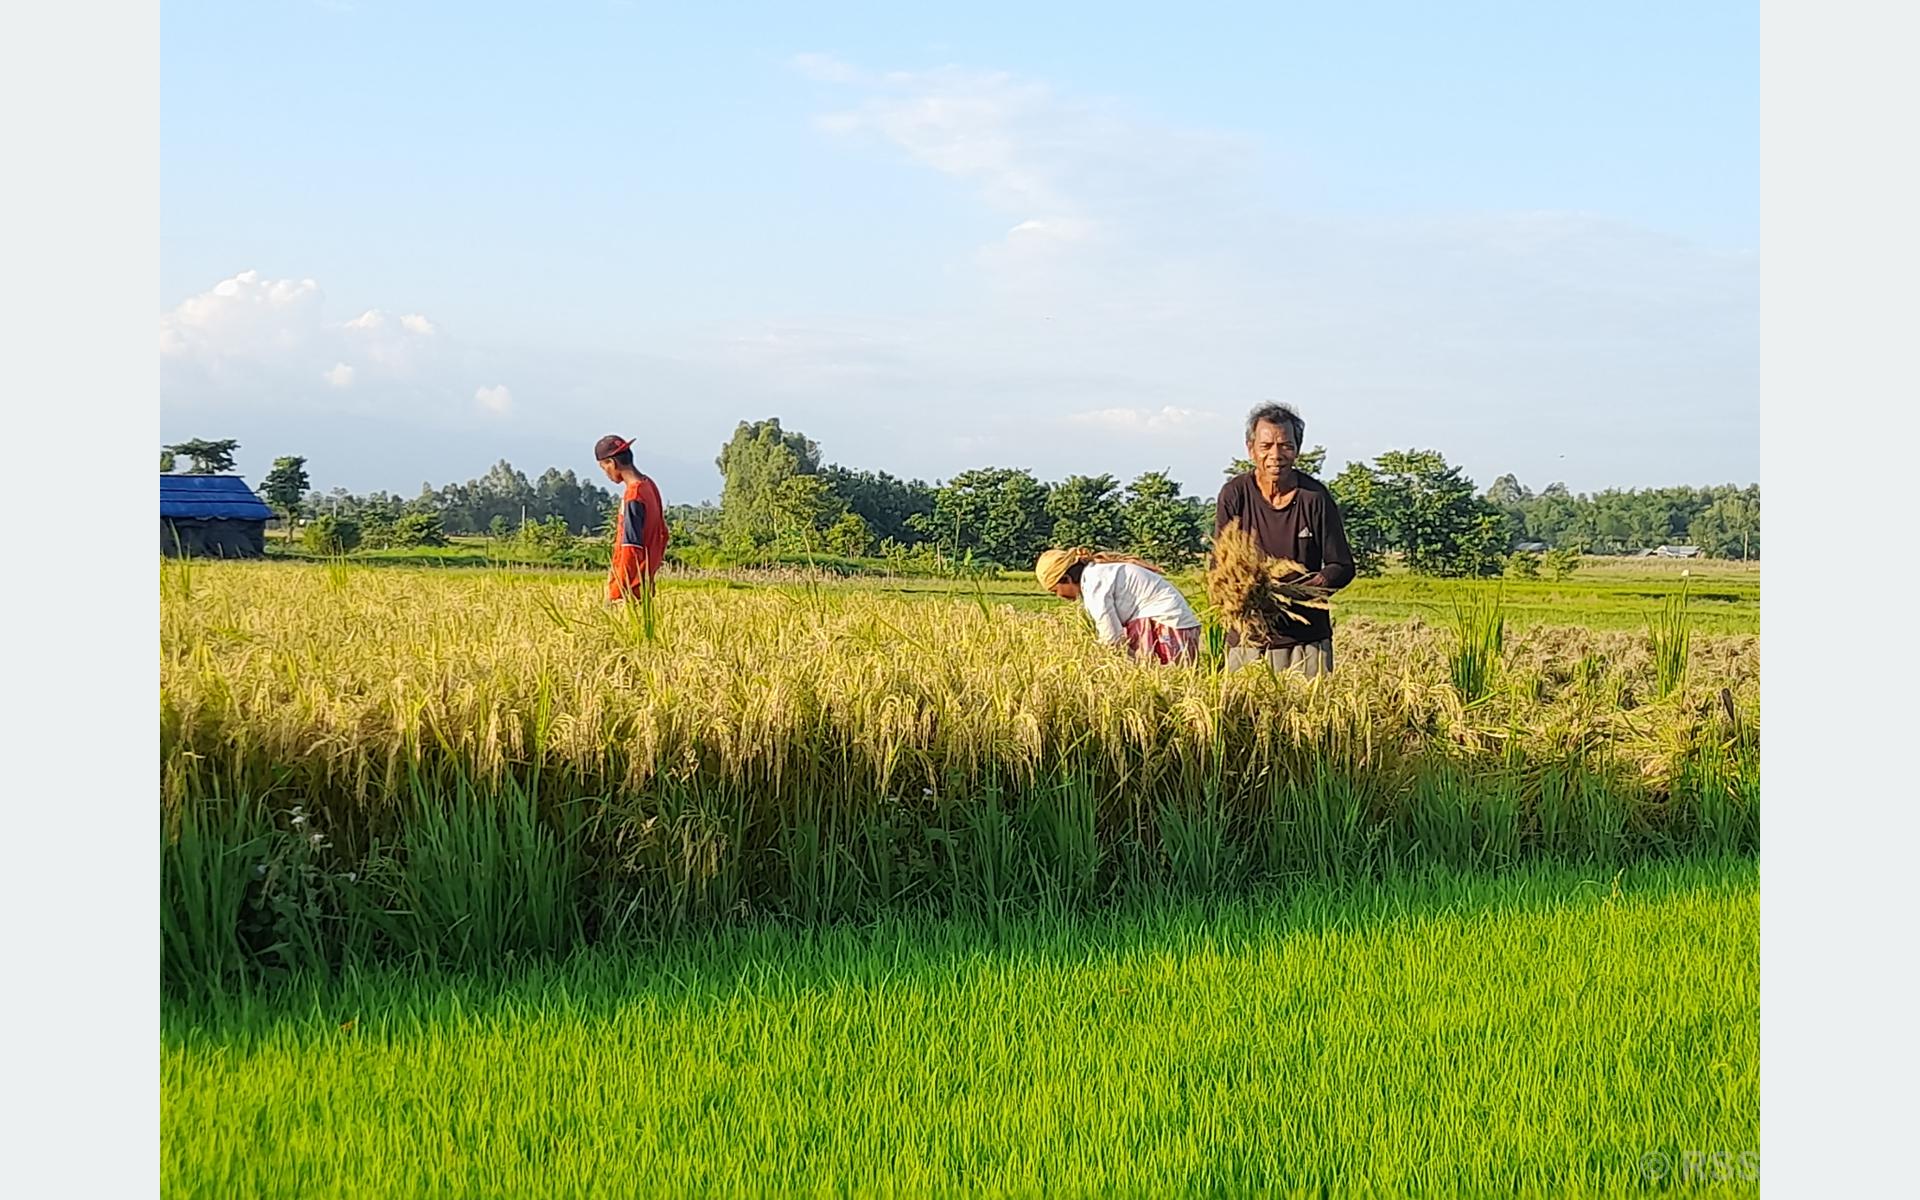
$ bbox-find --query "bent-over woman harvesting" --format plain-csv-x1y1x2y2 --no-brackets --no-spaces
1035,548,1202,665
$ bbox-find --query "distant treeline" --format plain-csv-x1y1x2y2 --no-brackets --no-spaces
305,461,615,538
1482,475,1759,560
274,419,1757,574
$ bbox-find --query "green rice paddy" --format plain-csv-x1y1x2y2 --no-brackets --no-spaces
163,856,1758,1197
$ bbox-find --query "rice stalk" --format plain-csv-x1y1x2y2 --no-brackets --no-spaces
1650,576,1692,699
158,561,1759,992
1447,587,1506,706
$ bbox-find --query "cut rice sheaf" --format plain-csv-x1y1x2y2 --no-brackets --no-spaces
1204,523,1334,643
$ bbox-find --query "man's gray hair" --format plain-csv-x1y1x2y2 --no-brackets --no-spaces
1246,402,1305,446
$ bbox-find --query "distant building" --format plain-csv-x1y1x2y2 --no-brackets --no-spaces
1513,541,1550,553
1652,545,1702,558
161,475,274,557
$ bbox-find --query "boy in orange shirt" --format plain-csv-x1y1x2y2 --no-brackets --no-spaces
593,434,670,600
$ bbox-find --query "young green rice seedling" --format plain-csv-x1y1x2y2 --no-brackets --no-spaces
1650,573,1693,700
1447,586,1506,706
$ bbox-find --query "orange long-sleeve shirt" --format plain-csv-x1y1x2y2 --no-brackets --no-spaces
609,474,669,600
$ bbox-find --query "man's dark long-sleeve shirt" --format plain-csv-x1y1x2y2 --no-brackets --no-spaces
1214,471,1355,648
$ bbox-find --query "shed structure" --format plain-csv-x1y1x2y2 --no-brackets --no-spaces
161,474,273,558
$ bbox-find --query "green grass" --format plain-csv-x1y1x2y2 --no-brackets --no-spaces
164,856,1757,1198
1448,587,1508,704
1329,567,1754,635
267,539,576,570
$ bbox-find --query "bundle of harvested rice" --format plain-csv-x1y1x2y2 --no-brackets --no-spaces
1205,523,1334,641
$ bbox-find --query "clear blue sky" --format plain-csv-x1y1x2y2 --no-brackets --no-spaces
161,1,1757,502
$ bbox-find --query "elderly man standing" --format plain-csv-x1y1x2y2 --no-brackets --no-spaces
1215,402,1355,676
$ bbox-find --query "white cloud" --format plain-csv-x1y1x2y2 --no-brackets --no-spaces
342,308,434,338
814,63,1244,252
1069,406,1217,435
342,307,439,371
162,270,457,411
817,67,1075,218
159,269,324,361
474,384,512,414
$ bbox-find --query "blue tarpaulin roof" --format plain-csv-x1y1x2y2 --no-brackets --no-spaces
160,474,274,521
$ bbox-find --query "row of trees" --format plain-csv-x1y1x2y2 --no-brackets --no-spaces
706,419,1217,567
163,427,1761,574
708,421,1762,573
300,461,617,540
1484,475,1760,560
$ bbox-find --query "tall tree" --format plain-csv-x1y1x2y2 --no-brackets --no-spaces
481,459,536,525
1045,473,1125,548
1483,473,1533,550
820,465,935,544
1328,462,1391,576
771,473,848,552
1514,483,1587,550
716,418,821,550
259,456,311,543
912,468,1052,566
823,511,874,558
1377,450,1508,576
1120,470,1205,566
165,438,240,475
1333,450,1507,576
1484,473,1532,507
533,467,612,534
1688,488,1760,560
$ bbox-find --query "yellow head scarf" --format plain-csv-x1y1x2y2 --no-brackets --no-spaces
1036,548,1172,590
1035,548,1093,590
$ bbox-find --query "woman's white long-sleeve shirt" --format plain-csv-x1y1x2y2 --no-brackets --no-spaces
1078,562,1200,646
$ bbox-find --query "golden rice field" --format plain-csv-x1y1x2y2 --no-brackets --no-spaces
160,559,1756,994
